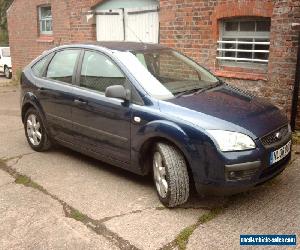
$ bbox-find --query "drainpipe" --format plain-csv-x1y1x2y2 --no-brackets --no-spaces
291,24,300,131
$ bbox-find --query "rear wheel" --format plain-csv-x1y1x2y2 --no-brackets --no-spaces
4,67,12,79
153,142,189,207
24,108,51,151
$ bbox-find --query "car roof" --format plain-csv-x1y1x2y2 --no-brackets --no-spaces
63,41,169,52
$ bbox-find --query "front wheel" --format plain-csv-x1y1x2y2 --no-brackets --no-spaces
153,142,190,207
4,67,12,79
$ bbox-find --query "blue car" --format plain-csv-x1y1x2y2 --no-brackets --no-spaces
21,42,292,207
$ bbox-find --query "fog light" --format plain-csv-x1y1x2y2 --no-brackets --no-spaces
225,161,261,181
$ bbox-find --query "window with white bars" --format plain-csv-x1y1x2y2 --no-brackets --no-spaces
39,6,52,35
217,18,271,67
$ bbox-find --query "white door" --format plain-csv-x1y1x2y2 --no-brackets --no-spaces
96,9,124,41
96,6,159,43
125,6,159,43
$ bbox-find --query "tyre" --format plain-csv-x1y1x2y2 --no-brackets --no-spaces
24,108,52,152
153,142,189,207
4,67,12,79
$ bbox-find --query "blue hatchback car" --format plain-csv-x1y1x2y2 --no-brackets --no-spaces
21,42,292,207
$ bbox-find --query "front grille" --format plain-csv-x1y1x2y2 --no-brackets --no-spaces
260,125,289,146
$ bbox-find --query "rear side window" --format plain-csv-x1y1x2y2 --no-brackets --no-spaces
46,50,80,84
80,51,126,93
32,53,52,77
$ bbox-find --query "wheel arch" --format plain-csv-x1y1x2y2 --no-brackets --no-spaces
139,135,196,190
21,93,48,132
135,120,197,182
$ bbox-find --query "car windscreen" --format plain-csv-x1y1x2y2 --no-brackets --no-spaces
132,49,219,96
2,48,10,57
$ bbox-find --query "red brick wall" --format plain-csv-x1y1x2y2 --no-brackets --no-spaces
7,0,103,74
160,0,300,128
7,0,70,73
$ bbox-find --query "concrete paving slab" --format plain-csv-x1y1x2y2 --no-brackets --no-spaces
0,77,14,91
0,128,33,160
104,208,205,250
187,157,300,250
0,183,118,250
0,114,23,132
0,169,14,187
10,150,162,220
0,90,20,109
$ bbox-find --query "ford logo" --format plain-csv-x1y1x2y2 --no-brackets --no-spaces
275,132,282,140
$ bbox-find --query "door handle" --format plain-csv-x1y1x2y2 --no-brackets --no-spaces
74,99,87,105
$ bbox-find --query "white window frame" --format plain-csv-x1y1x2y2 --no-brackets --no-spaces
39,5,53,35
217,18,271,68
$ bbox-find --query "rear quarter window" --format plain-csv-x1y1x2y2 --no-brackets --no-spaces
32,53,53,77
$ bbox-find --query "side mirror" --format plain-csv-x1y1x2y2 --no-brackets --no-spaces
105,85,130,101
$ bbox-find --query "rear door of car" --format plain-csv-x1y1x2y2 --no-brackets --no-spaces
34,49,81,142
71,49,132,165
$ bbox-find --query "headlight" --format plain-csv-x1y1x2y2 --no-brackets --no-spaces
207,130,256,152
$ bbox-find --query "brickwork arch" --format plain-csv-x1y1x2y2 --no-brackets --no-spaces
211,0,274,40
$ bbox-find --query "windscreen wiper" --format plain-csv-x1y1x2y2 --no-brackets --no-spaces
175,88,202,98
194,81,223,94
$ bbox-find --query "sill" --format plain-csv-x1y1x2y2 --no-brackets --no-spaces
36,35,54,43
214,70,268,81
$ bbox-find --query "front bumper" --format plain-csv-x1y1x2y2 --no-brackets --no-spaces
193,133,292,196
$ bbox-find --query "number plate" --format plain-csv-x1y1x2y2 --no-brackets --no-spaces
269,140,291,165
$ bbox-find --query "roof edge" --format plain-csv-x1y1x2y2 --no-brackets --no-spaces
91,0,107,10
6,0,16,15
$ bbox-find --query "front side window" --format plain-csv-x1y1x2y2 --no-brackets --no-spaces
80,51,126,93
46,50,80,84
39,6,52,35
217,18,271,67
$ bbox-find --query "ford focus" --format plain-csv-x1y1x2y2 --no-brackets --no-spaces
20,42,292,207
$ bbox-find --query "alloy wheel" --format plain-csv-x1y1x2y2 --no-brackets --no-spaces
26,114,42,146
153,151,168,198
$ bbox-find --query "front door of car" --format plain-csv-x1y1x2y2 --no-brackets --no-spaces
36,49,81,142
72,50,131,165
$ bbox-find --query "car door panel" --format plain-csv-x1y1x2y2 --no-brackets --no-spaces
72,87,131,164
36,78,74,141
35,49,81,142
71,50,132,164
